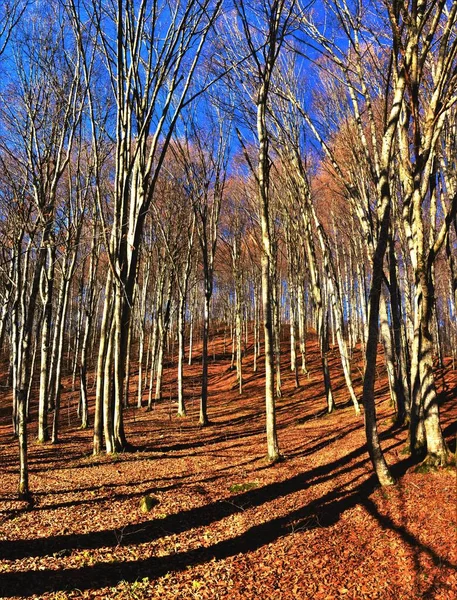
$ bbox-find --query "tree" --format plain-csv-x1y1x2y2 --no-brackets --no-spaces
0,0,85,496
298,0,416,485
83,0,223,453
175,108,230,425
0,0,26,58
297,0,457,481
395,0,457,464
220,176,251,395
225,0,299,461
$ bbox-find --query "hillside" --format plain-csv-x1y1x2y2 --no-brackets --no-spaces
0,336,456,599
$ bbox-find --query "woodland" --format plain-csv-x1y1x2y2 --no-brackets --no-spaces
0,0,456,598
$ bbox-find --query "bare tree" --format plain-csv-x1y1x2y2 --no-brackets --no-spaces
0,0,26,57
297,0,418,485
224,0,299,461
176,108,230,425
395,1,457,464
0,0,85,496
81,0,222,453
220,177,251,395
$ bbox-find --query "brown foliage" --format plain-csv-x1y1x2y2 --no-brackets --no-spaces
0,335,456,599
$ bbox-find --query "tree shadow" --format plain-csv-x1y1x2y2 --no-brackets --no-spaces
0,436,452,597
1,452,454,598
442,419,457,453
362,490,457,598
0,444,365,561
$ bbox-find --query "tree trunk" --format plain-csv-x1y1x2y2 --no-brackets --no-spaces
79,237,98,430
38,243,55,442
410,273,448,464
51,275,72,444
253,277,259,373
321,308,335,414
137,322,145,409
17,236,45,499
177,294,187,416
272,260,282,399
103,316,116,454
299,193,335,411
123,313,133,408
93,270,113,455
188,285,196,367
0,252,15,356
234,255,243,395
200,291,211,426
297,281,308,376
311,200,360,414
155,274,173,404
388,234,409,424
257,77,280,461
379,290,400,414
362,177,395,487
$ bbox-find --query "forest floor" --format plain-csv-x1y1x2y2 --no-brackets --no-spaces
0,335,456,600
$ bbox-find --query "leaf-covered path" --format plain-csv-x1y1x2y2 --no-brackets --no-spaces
0,338,456,599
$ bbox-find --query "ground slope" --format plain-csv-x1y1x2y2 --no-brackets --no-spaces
0,337,456,599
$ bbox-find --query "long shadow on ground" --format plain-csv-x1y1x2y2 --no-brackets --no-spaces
0,443,369,562
2,448,453,598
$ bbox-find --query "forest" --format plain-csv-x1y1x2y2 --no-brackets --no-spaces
0,0,456,598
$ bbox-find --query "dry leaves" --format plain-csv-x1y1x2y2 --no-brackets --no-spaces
0,337,456,599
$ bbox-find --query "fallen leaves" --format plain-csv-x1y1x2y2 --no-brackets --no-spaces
0,340,456,599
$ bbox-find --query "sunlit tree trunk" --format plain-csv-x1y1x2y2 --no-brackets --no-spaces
258,75,280,459
136,262,150,409
298,188,335,412
93,270,113,454
50,250,77,444
155,275,173,403
38,243,55,443
0,250,15,356
79,219,99,429
200,289,211,425
388,233,410,424
271,249,282,399
177,218,195,416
